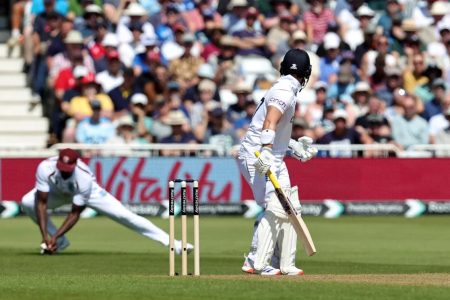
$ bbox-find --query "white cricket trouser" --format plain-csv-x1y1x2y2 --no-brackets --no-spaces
21,188,170,247
238,156,292,261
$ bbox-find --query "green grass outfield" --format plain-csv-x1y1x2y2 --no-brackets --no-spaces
1,216,449,300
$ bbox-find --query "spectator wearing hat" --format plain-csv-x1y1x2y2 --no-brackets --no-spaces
169,32,204,89
231,7,267,57
227,81,253,124
303,0,335,46
117,20,144,68
117,2,156,45
64,73,113,142
223,0,256,34
347,81,372,122
68,73,114,122
69,0,103,19
416,1,450,44
107,115,141,147
48,30,95,87
318,32,341,83
133,34,161,76
429,93,450,144
422,78,448,121
160,110,197,155
377,0,403,35
75,100,116,144
391,94,429,150
190,79,218,133
76,4,104,39
183,63,221,104
122,93,154,143
376,66,403,106
316,109,372,157
96,50,124,93
337,2,374,51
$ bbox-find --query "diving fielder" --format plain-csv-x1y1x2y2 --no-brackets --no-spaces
22,148,192,254
238,49,317,275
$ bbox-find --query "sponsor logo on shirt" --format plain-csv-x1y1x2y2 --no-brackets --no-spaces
268,97,287,110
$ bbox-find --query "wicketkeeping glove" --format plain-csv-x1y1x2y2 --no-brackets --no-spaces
254,147,276,175
289,136,318,162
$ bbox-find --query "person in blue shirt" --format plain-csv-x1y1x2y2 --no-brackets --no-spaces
75,100,115,144
422,79,448,121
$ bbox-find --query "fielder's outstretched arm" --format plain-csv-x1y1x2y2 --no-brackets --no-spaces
36,191,50,243
47,204,85,252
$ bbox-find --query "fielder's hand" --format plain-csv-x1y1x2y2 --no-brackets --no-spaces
254,147,276,175
289,137,318,162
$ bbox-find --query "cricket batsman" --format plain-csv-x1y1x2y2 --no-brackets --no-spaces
22,148,193,254
238,49,317,275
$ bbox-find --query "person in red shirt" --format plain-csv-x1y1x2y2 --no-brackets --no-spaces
303,0,335,46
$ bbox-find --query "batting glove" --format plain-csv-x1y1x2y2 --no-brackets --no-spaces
254,147,276,175
289,137,318,162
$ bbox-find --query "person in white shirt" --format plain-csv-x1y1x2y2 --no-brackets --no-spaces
238,49,317,276
21,148,192,255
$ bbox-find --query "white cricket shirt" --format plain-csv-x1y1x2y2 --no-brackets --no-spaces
35,156,105,206
239,75,300,157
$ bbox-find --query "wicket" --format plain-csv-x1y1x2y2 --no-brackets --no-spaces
168,179,200,276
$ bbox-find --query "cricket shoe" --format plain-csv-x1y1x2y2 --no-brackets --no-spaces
241,254,255,274
281,266,304,276
255,266,282,276
174,240,194,255
56,238,70,252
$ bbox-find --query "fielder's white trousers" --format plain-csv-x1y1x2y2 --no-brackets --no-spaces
21,188,170,247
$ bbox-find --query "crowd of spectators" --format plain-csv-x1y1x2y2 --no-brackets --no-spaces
6,0,450,157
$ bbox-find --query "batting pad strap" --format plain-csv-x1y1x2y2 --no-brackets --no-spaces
260,129,276,145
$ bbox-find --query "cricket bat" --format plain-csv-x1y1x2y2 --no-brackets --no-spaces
255,151,317,256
